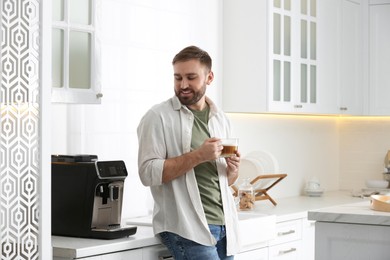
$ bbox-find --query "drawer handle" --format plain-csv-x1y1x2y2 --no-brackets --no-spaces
294,104,303,108
279,248,297,255
277,230,295,236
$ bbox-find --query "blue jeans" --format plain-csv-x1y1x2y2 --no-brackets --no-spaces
159,225,234,260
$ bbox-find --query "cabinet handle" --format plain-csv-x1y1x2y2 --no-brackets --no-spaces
96,93,103,99
294,104,303,108
279,248,297,255
277,229,295,236
340,107,348,111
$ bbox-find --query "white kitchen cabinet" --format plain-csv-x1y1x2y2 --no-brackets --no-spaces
223,0,340,115
367,0,390,115
268,240,302,260
268,0,321,114
222,0,268,113
337,0,364,115
52,0,103,104
268,218,303,259
301,218,315,260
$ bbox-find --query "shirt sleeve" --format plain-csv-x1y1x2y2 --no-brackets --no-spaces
137,109,166,187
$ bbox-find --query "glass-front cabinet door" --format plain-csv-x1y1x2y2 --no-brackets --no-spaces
268,0,317,113
52,0,102,104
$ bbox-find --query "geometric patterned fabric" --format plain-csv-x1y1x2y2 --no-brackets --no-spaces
1,0,40,259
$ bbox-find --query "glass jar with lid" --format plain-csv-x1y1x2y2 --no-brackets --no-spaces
238,178,255,211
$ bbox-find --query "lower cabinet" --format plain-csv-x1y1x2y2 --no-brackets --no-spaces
301,218,315,260
268,219,303,260
268,240,302,260
236,216,315,260
54,216,314,260
315,221,390,260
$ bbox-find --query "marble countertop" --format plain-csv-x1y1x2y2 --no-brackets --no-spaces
308,199,390,226
52,190,365,259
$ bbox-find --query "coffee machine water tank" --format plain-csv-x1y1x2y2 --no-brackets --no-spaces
51,155,137,239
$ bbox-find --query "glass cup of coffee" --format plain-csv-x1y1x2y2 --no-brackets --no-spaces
220,138,239,157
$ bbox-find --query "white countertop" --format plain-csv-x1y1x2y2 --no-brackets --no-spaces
52,226,159,259
52,190,364,259
244,190,364,222
308,199,390,226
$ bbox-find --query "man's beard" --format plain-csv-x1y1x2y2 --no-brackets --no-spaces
175,84,206,106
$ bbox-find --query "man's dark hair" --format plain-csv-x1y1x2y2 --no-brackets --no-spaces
172,46,212,71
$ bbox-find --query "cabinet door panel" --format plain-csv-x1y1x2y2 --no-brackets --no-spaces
315,222,390,260
369,4,390,115
222,0,268,113
338,0,363,115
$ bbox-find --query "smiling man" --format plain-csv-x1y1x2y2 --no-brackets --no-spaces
137,46,241,259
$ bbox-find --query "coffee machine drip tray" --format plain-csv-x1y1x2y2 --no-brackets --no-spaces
91,225,137,240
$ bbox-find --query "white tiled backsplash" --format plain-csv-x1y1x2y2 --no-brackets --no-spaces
339,117,390,191
229,114,390,197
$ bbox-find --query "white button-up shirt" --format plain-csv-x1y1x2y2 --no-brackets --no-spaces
137,95,241,255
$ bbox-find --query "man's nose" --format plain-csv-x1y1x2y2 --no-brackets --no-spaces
180,79,189,89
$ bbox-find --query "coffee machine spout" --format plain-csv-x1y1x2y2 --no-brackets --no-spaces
110,185,119,201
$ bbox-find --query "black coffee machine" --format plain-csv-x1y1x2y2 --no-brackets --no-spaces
51,155,137,239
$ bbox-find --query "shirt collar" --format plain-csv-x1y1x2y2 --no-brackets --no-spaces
171,95,219,117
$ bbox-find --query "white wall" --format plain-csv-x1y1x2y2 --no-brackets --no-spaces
51,0,223,218
51,0,390,219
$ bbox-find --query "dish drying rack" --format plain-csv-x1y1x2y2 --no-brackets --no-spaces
232,173,287,206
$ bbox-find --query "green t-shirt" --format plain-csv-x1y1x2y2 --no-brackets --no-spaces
190,106,224,225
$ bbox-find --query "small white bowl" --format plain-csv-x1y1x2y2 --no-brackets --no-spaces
365,179,389,189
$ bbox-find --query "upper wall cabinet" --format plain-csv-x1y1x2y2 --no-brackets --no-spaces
367,0,390,115
338,0,364,115
268,0,322,114
52,0,102,104
223,0,341,114
223,0,268,113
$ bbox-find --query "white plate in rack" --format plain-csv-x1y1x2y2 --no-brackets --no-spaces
238,150,280,189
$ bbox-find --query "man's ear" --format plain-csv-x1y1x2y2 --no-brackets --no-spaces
207,71,214,85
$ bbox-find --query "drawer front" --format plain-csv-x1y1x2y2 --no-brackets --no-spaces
236,247,268,260
269,219,302,246
268,240,302,260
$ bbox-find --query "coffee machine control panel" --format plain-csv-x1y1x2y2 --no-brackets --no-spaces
96,161,128,179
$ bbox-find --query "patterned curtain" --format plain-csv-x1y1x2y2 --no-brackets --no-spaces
0,0,41,259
